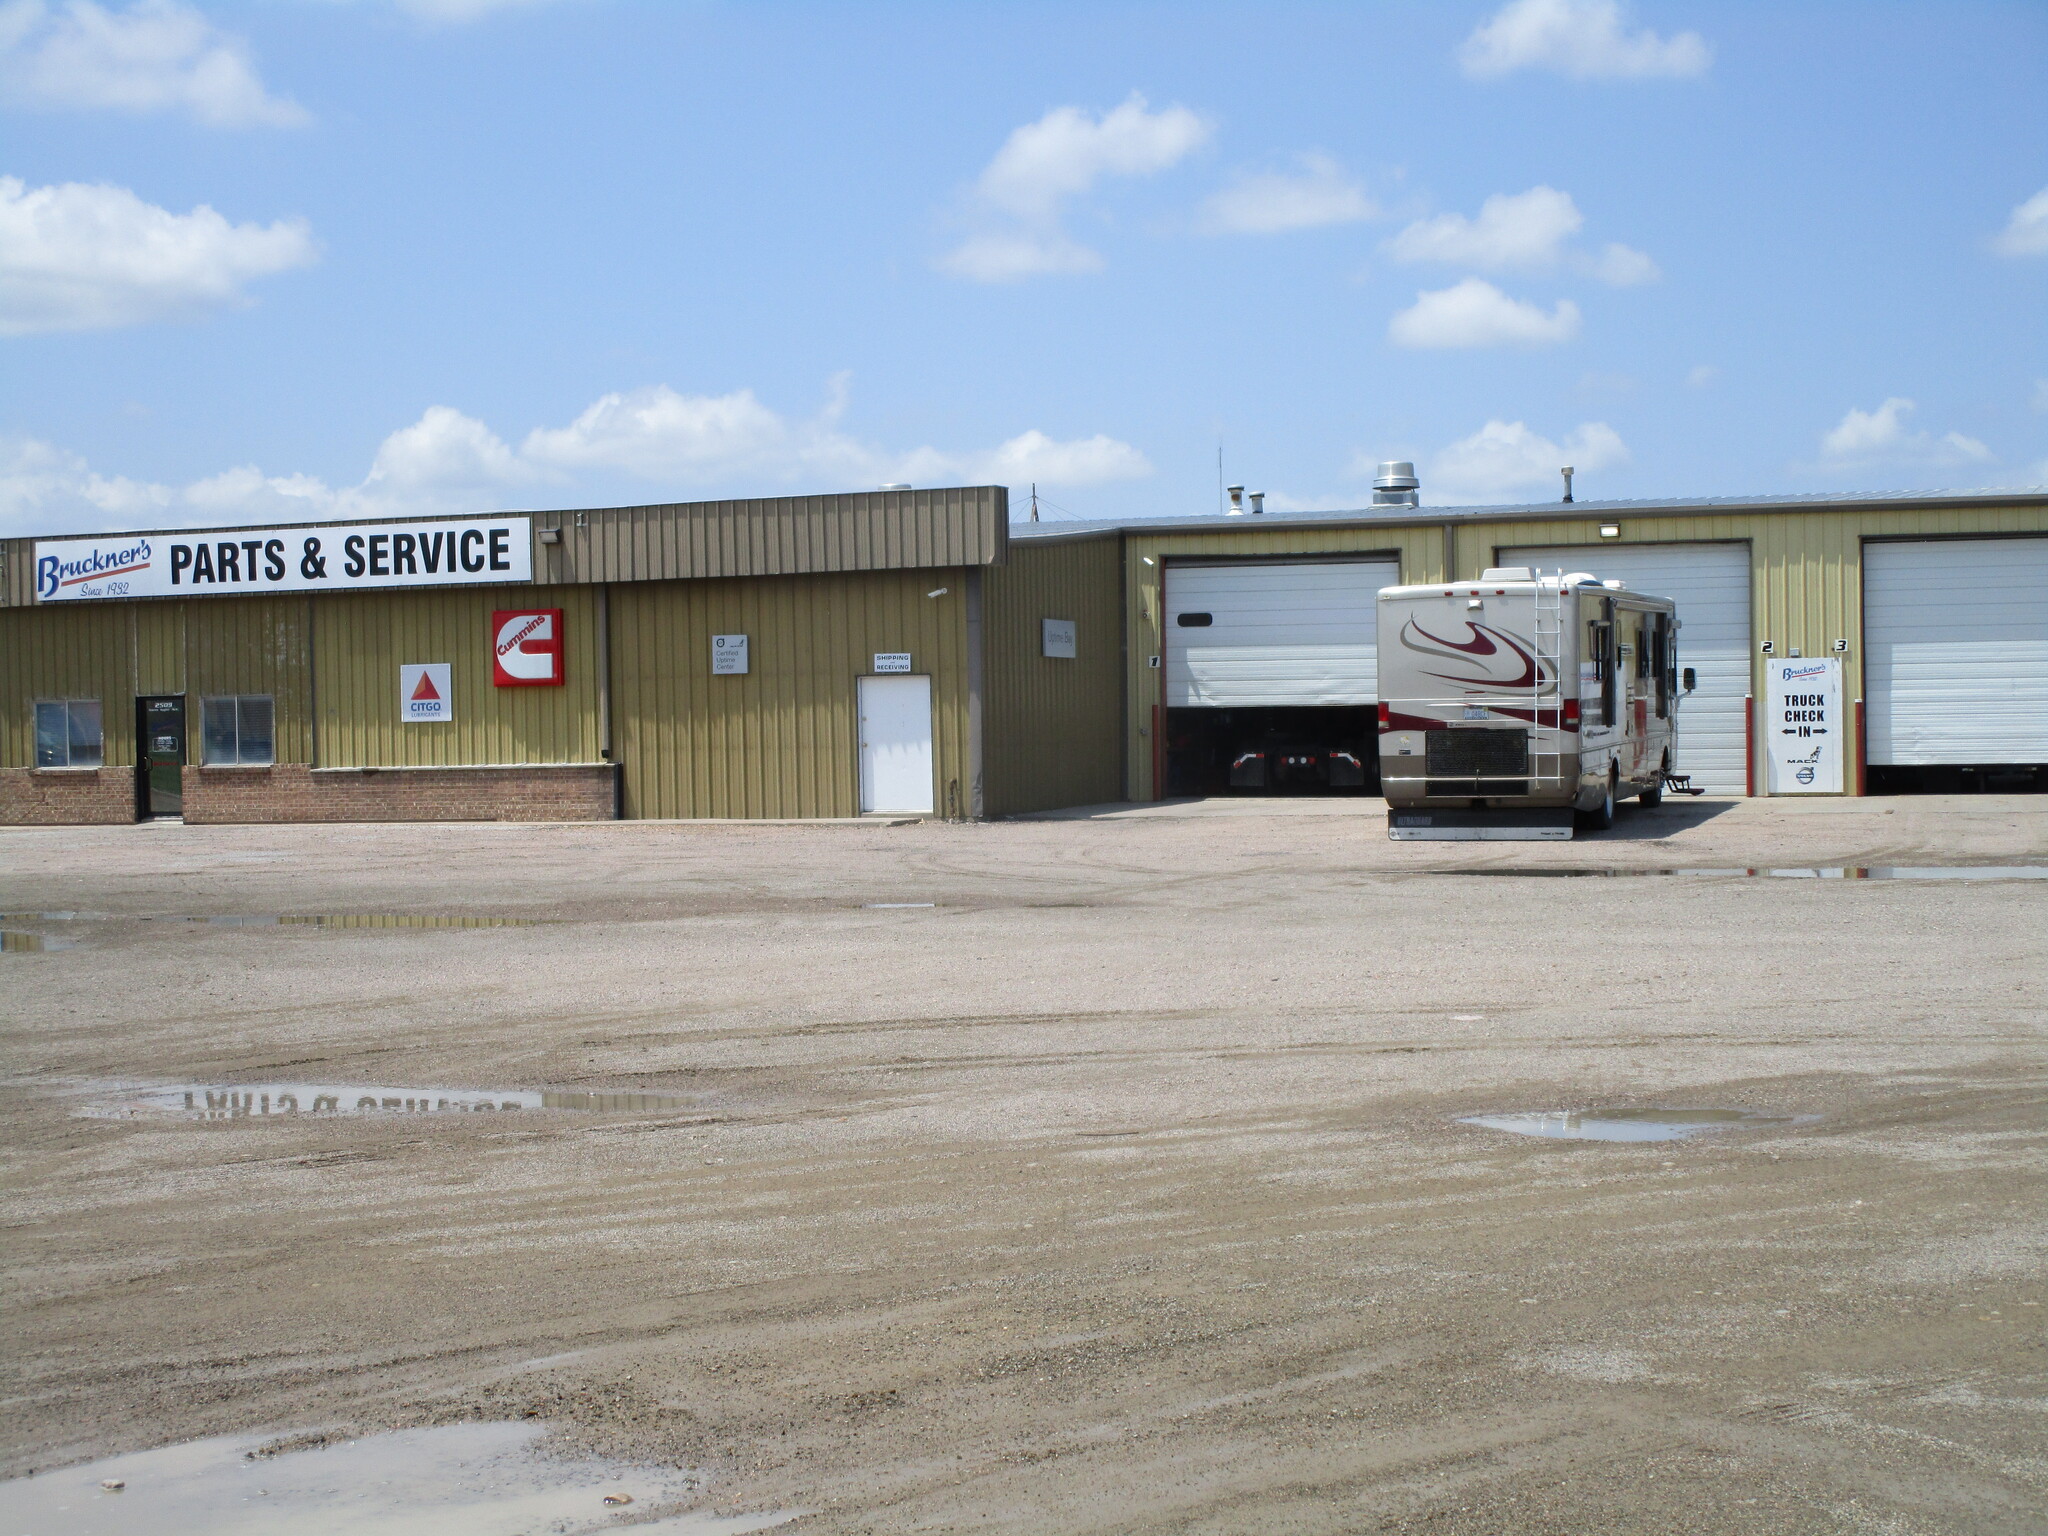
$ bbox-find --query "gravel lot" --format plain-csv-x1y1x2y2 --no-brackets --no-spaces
2,794,2044,1534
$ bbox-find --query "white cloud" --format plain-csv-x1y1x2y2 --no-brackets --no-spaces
1388,277,1580,348
380,0,565,20
1198,153,1375,235
934,231,1103,282
3,382,1153,537
1429,419,1629,501
0,0,305,126
1460,0,1711,80
0,176,317,334
2032,379,2048,413
1386,186,1581,270
1686,364,1719,388
1583,241,1660,284
1992,187,2048,257
1820,398,1993,465
938,92,1208,281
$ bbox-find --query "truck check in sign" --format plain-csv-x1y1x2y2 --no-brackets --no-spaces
1765,657,1843,793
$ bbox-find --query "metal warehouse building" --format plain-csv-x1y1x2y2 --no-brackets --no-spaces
3,482,2043,824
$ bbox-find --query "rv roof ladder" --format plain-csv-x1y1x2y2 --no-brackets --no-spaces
1530,572,1567,793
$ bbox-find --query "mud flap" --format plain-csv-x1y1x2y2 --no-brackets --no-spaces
1388,809,1575,841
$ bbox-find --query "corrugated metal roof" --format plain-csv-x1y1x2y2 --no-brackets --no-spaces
1010,484,2048,540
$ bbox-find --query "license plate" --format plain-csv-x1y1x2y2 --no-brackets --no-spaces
1462,706,1489,720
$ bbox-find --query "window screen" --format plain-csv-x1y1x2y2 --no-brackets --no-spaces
201,696,275,765
34,701,103,768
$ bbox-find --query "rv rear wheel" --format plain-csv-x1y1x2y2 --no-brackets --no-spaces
1578,770,1616,832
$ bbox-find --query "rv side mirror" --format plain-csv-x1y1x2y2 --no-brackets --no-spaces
1681,667,1697,693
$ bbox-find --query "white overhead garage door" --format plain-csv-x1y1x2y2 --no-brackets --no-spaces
1865,537,2048,765
1503,542,1751,794
1164,558,1399,707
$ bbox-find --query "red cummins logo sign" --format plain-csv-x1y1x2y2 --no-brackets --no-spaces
492,609,564,687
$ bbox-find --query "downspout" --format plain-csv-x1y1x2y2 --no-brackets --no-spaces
965,566,984,819
1441,520,1458,583
596,583,617,817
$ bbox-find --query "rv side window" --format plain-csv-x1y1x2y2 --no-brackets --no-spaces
1588,620,1614,727
1653,615,1673,718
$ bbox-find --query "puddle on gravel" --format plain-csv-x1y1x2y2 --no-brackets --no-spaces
76,1084,698,1120
1,1419,797,1536
2,930,77,952
2,912,540,927
860,902,936,908
1460,1108,1805,1142
1431,866,2048,880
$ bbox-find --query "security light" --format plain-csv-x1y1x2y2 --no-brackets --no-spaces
926,588,948,598
1599,524,1620,538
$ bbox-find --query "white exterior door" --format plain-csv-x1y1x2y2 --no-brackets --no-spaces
1865,537,2048,765
858,674,934,813
1163,559,1399,707
1505,542,1751,794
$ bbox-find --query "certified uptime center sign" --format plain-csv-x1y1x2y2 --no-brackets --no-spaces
32,517,532,602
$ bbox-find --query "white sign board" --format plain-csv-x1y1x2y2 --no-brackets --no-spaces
711,634,749,675
872,652,912,674
1042,618,1077,659
400,663,453,723
1765,657,1842,793
33,518,531,602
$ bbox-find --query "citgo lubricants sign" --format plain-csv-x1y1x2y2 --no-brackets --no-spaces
492,610,565,687
33,518,532,602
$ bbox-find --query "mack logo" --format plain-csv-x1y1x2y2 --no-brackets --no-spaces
36,538,153,599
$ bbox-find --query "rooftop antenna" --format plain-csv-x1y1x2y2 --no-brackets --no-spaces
1561,466,1575,503
1217,444,1224,516
1029,482,1039,522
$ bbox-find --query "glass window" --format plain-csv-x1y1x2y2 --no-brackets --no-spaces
200,696,276,765
33,701,103,768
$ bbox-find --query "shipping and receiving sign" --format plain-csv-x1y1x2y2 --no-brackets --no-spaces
1765,657,1842,793
711,634,749,675
33,518,532,602
873,652,912,673
492,609,564,687
400,663,454,723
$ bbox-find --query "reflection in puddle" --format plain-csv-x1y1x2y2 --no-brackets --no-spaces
1460,1108,1804,1142
2,930,77,952
208,914,542,928
79,1084,697,1120
0,1419,797,1536
1433,866,2048,879
861,902,936,909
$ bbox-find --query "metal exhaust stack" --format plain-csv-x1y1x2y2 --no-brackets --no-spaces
1249,492,1265,514
1226,484,1245,515
1372,461,1419,508
1561,466,1574,503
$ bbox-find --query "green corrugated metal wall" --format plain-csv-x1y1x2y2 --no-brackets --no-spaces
0,603,138,766
608,567,973,819
313,585,600,767
981,534,1124,816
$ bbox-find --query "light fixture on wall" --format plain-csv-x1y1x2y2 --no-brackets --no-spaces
1599,524,1621,538
926,587,948,599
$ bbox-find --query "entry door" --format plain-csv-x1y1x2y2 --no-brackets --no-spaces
858,675,934,814
137,696,185,816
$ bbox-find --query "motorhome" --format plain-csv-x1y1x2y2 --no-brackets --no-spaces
1376,567,1693,839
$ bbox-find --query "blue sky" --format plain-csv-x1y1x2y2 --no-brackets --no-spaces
2,0,2044,536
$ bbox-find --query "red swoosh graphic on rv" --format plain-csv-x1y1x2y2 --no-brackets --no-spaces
1399,618,1546,690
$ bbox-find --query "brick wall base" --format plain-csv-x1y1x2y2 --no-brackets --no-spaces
0,766,138,825
181,764,616,824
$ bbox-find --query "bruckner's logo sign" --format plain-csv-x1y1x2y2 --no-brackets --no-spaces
33,518,532,602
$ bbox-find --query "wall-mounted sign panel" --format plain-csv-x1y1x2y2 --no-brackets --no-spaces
33,519,531,602
1765,657,1842,793
712,634,749,675
492,609,563,686
1042,618,1077,658
872,652,912,674
400,663,454,723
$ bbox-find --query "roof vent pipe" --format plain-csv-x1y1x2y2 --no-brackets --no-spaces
1226,484,1245,515
1249,492,1265,514
1371,461,1419,508
1560,466,1574,504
